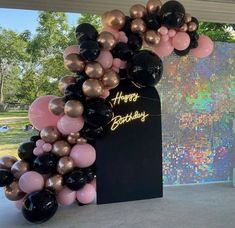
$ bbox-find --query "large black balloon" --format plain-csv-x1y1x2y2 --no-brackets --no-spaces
84,98,113,127
111,42,133,61
33,154,58,174
127,50,163,87
121,16,132,35
0,169,14,187
160,0,185,29
22,190,58,224
64,83,85,102
80,123,104,140
75,23,98,43
119,69,128,80
79,40,100,61
174,47,190,56
84,168,95,183
18,142,36,162
127,34,142,52
144,13,161,30
64,169,87,191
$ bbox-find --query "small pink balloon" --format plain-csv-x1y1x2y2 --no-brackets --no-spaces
159,26,168,35
100,89,110,99
111,66,120,73
120,61,127,69
172,32,190,51
118,31,128,43
70,144,96,168
33,147,44,156
76,184,96,204
36,139,45,147
191,35,214,58
96,50,113,70
90,178,96,190
154,39,174,58
57,115,84,135
162,35,169,42
42,143,52,152
15,198,25,210
168,29,176,38
28,95,61,130
112,58,122,68
19,171,44,194
57,187,76,206
102,27,119,40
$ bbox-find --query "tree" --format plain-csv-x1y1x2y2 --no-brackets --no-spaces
78,13,102,31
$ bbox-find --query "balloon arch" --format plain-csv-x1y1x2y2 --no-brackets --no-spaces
0,0,213,224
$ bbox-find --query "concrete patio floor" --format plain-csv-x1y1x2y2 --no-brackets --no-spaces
0,183,234,228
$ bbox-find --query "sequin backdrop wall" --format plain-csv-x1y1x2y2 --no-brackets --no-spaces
156,42,235,185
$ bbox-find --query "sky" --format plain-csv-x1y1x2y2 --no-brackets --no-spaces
0,8,80,34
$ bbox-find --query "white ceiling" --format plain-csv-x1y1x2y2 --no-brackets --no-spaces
0,0,235,24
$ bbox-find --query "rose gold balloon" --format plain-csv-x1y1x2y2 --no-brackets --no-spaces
58,76,76,94
5,181,25,201
130,4,147,19
77,137,87,144
11,161,29,179
185,13,192,23
97,31,117,50
179,24,188,32
85,62,104,79
64,100,84,118
131,19,147,33
103,10,125,30
82,79,104,98
188,22,198,32
64,54,85,73
40,126,61,143
101,11,110,26
67,132,80,144
102,70,120,89
52,140,71,157
57,156,75,175
146,0,162,14
145,30,161,46
45,174,63,192
0,156,17,170
48,97,65,116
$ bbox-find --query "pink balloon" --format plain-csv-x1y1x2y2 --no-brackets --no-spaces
42,143,52,152
96,50,113,70
57,187,76,206
162,35,169,42
90,178,96,190
76,184,96,204
191,35,214,58
159,26,168,35
112,66,120,73
57,115,84,135
102,27,119,40
154,39,174,58
15,198,25,210
112,58,122,68
172,32,190,51
70,144,96,168
28,95,61,130
19,171,44,194
100,89,110,99
168,29,176,38
118,31,128,43
36,139,45,147
120,61,127,69
33,147,44,156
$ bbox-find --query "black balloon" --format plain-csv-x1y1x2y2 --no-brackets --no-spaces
119,69,128,80
127,50,163,87
30,135,41,143
18,142,36,162
84,98,113,127
0,169,14,187
64,83,85,102
127,34,142,52
121,16,132,35
33,154,58,174
111,42,133,61
144,13,161,30
191,17,199,28
80,123,104,140
64,169,87,191
84,168,95,183
188,31,199,41
160,0,185,29
75,23,98,43
188,31,199,49
76,71,89,84
22,190,58,224
174,47,190,56
79,40,100,61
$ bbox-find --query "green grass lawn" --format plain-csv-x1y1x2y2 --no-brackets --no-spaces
0,111,36,158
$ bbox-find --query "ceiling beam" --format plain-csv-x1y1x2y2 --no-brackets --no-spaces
0,0,235,24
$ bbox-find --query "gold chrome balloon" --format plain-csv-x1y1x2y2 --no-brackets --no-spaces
5,181,25,201
146,0,162,14
179,24,188,32
40,126,61,143
131,19,147,33
97,31,117,50
130,4,147,19
11,161,29,179
0,156,17,170
82,79,104,98
184,13,192,23
67,132,80,144
103,10,126,30
58,76,76,94
52,140,71,157
102,70,120,89
85,62,104,79
64,54,85,73
48,97,65,116
145,30,161,46
64,100,84,118
188,22,198,32
57,156,75,175
77,137,87,144
45,175,63,192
